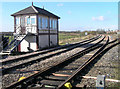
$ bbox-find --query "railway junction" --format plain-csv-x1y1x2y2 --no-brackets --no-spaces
0,2,120,89
0,34,120,89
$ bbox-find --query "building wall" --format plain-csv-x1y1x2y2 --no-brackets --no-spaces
37,15,58,49
15,14,58,52
38,35,49,48
50,35,57,46
25,15,37,34
15,15,37,34
20,36,37,52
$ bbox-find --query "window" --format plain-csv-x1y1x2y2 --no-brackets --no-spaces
38,17,41,29
31,18,35,24
50,19,52,29
42,17,45,29
21,17,25,26
27,18,30,24
53,20,55,29
45,18,48,28
16,17,20,25
54,20,57,29
42,17,48,29
53,19,57,29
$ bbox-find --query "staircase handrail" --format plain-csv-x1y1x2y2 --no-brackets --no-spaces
10,34,29,53
2,25,32,52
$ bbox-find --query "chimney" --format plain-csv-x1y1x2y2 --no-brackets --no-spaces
32,2,33,6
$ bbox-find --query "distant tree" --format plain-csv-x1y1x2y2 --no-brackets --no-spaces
96,29,106,34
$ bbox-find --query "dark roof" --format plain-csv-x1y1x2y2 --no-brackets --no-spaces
11,5,60,19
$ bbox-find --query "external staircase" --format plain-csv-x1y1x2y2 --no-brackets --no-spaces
1,25,32,54
1,34,28,54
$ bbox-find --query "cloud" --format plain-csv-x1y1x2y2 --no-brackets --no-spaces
92,16,104,21
67,10,72,14
57,3,63,7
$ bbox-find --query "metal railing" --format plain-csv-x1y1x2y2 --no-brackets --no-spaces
2,25,36,53
15,25,37,35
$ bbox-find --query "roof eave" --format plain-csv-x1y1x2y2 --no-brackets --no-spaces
11,13,38,16
58,17,60,19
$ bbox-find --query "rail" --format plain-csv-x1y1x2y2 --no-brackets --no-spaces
1,35,101,64
57,36,109,89
4,36,105,89
1,35,100,75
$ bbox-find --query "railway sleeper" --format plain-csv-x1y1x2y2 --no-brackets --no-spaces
4,36,105,89
45,75,68,81
1,35,100,65
27,79,62,89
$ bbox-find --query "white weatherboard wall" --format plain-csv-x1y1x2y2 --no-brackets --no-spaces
39,35,49,48
50,35,57,46
20,36,37,52
16,15,37,34
26,15,37,34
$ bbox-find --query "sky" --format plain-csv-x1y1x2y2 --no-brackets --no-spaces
0,2,118,32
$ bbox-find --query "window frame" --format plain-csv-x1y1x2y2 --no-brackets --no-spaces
41,17,48,29
38,17,41,29
16,17,20,25
27,17,30,25
45,18,48,28
31,18,35,25
27,16,36,25
54,20,57,29
52,19,57,30
50,18,52,29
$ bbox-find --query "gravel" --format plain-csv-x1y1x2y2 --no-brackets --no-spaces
76,35,119,88
2,40,95,68
2,36,104,87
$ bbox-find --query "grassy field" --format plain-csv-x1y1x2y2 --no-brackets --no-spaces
59,32,95,45
4,32,96,46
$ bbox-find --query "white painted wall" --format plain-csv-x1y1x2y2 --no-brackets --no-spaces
25,15,37,34
15,15,59,52
15,15,37,34
39,35,49,48
20,36,37,52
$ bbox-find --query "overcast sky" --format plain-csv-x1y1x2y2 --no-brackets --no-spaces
0,2,118,32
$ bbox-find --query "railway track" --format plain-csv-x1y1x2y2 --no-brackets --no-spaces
1,35,100,64
3,35,108,89
76,37,119,87
1,35,99,59
57,38,120,89
1,35,101,75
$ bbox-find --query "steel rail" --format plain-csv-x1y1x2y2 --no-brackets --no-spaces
1,35,101,64
4,36,105,89
57,36,109,89
2,36,101,75
59,37,120,89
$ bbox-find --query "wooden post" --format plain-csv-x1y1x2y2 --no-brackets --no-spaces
36,14,39,49
48,17,50,47
57,19,59,45
14,16,16,33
